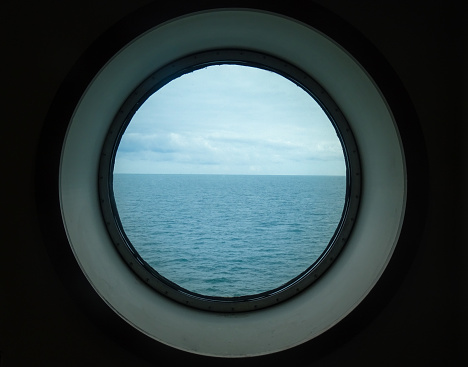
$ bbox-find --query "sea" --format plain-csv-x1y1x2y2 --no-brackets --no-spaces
113,174,346,297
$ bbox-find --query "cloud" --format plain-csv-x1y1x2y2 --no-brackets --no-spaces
114,64,346,175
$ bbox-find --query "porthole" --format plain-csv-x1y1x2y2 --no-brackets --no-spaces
99,49,360,312
36,4,427,360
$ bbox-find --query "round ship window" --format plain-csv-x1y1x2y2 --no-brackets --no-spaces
99,49,360,312
45,6,418,358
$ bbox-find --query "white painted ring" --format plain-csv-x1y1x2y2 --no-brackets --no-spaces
60,9,405,357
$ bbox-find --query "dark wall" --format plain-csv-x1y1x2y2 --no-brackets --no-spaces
1,1,466,365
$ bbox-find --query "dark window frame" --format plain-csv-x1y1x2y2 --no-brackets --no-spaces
98,49,361,312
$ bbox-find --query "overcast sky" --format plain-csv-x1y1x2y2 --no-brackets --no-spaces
114,64,345,175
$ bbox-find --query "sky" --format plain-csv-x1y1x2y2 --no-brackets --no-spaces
114,64,345,176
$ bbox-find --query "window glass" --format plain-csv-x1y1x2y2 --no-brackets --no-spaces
113,65,346,297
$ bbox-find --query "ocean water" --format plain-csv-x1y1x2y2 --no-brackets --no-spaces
113,174,346,297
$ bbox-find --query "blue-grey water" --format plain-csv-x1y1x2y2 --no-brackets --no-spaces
113,174,345,297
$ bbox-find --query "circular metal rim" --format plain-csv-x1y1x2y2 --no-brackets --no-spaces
98,49,361,313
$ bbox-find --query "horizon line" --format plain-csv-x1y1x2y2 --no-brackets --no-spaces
113,172,346,177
